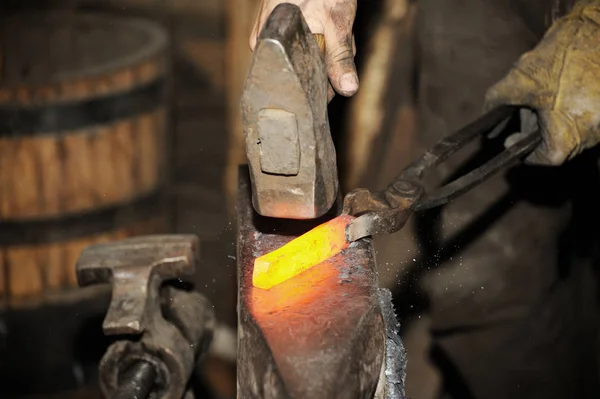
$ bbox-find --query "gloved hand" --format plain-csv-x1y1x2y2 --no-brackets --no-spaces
485,1,600,166
250,0,358,101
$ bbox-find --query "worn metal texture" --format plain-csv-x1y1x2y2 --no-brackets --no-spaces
343,106,542,241
113,360,158,399
77,235,199,335
377,289,407,399
240,3,338,220
76,235,215,399
237,166,398,399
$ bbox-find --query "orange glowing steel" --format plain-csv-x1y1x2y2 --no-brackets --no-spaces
253,215,355,290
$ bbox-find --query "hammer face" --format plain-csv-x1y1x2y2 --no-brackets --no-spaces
241,3,339,220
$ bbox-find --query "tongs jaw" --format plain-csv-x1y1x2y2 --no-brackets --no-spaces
343,105,542,242
343,181,423,242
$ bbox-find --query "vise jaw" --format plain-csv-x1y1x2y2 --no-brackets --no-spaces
241,3,339,220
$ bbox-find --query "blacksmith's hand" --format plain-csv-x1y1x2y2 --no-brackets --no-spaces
485,1,600,166
250,0,358,102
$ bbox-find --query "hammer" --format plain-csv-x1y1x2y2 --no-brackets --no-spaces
241,3,339,220
76,235,215,399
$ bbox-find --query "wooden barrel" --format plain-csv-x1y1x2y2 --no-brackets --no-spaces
0,12,172,395
0,13,170,308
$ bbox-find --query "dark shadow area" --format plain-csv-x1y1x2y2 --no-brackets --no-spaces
392,135,600,395
0,292,111,397
330,0,385,182
72,314,113,386
429,344,476,399
251,193,343,237
394,144,600,318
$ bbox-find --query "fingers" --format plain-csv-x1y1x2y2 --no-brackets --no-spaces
249,19,258,50
519,108,539,135
483,65,542,112
249,1,271,51
325,32,359,97
327,83,336,103
324,2,358,96
500,109,576,167
486,64,577,167
249,0,358,98
524,110,577,166
327,35,356,103
324,34,358,97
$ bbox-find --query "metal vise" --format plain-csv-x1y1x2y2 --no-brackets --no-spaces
241,3,339,220
76,235,215,399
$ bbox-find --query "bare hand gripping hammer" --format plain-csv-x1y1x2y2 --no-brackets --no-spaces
241,3,338,220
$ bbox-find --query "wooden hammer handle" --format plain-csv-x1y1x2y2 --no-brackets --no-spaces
314,33,326,54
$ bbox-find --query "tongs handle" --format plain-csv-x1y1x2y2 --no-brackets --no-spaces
412,106,541,210
343,105,542,241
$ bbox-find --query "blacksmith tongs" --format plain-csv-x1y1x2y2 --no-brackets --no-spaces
343,105,542,242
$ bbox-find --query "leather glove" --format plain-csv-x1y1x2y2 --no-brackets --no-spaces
250,0,358,101
485,1,600,166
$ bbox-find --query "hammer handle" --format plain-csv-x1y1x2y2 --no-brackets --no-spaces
314,33,326,54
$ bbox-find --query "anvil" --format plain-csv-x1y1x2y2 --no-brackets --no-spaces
236,166,407,399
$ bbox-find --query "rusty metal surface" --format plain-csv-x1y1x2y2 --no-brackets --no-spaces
77,235,199,335
343,106,542,241
240,3,338,220
76,235,215,399
377,289,407,399
236,166,401,399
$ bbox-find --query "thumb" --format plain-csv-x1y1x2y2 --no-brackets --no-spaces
525,110,577,166
484,66,541,112
324,24,358,96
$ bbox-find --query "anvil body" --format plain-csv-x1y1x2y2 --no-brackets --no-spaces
236,166,407,399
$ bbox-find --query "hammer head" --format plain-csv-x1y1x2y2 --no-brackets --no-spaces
241,3,339,220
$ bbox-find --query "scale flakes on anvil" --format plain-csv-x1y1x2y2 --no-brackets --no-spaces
236,166,407,399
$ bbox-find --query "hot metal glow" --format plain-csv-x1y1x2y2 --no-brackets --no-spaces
252,215,355,290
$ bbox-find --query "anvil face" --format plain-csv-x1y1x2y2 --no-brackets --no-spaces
236,166,386,399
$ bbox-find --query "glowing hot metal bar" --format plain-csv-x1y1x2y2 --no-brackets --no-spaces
236,166,407,399
253,215,355,290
